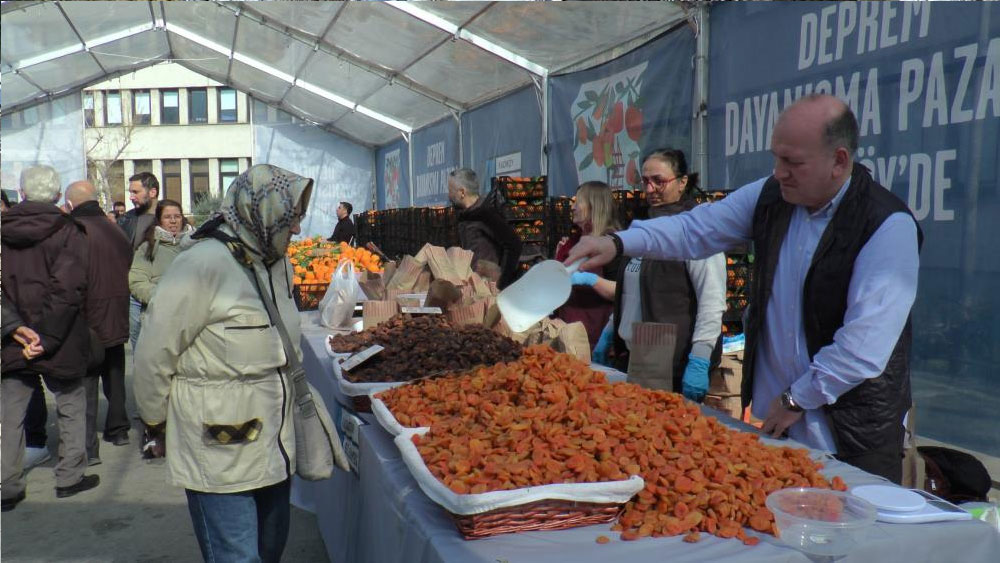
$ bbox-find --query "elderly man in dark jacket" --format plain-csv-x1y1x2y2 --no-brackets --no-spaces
447,168,522,289
67,181,134,460
1,166,100,512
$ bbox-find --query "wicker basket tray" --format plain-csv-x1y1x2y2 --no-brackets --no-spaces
294,282,329,311
394,427,644,540
454,500,623,539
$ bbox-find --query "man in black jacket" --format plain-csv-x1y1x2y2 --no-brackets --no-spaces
327,201,356,244
67,181,134,459
2,166,100,512
448,168,522,289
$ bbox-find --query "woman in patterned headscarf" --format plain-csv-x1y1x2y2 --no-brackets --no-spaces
134,164,325,562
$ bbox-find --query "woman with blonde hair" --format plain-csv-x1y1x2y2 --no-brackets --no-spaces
555,181,622,348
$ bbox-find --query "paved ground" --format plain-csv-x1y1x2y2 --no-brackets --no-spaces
0,351,329,562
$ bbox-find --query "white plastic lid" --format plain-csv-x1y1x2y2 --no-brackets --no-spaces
851,485,926,513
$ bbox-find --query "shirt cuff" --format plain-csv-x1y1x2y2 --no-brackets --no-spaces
789,374,829,411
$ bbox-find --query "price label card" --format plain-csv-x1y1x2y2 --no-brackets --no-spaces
340,344,384,371
339,410,365,443
400,306,442,315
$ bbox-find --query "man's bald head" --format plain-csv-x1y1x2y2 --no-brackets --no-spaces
65,180,98,207
778,94,858,156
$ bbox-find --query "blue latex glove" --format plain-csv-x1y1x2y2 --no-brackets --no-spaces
682,354,711,402
571,271,599,287
592,323,614,366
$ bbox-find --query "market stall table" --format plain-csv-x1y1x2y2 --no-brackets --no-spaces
292,312,1000,563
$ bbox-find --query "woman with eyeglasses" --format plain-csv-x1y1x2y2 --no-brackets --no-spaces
599,148,727,402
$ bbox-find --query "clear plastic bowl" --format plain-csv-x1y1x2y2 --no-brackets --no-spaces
766,487,877,557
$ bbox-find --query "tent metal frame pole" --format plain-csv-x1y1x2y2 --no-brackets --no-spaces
403,131,414,208
225,6,242,85
541,75,549,176
693,3,710,188
451,109,464,168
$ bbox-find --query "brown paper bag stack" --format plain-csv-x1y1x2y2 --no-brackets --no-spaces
358,271,386,301
627,322,677,391
363,301,399,329
386,255,425,291
447,247,474,280
553,321,591,363
447,300,487,326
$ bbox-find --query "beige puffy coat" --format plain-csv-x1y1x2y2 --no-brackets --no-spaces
134,233,301,493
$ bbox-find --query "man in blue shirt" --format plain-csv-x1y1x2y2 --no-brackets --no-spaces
566,94,921,483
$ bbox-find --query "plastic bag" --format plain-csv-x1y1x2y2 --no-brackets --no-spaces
319,260,358,329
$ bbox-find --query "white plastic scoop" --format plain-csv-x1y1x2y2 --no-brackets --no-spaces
497,259,583,333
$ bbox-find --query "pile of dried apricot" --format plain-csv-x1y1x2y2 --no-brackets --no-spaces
378,345,848,544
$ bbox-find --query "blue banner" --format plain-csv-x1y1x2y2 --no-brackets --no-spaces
709,2,1000,456
410,117,459,207
461,86,542,195
375,139,409,210
548,28,695,197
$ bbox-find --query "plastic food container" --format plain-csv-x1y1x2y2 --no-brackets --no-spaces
766,487,877,557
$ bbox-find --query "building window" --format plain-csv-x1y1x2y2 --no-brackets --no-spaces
161,89,179,124
106,91,123,125
219,88,237,123
190,159,210,206
133,90,151,125
83,92,95,127
162,160,182,203
189,88,208,124
220,158,239,191
133,159,153,177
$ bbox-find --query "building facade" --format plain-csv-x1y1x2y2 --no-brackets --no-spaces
83,63,253,214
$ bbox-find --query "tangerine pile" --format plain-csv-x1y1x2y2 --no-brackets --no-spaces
287,237,382,285
378,345,847,545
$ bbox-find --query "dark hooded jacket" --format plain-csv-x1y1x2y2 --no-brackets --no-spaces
71,200,132,347
1,201,90,378
456,197,522,289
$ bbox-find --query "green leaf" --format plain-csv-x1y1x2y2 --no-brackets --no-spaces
586,119,597,138
585,90,599,103
577,100,592,110
579,153,594,170
629,150,639,159
616,82,625,95
604,142,613,166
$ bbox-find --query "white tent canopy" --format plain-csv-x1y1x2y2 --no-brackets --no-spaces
1,0,689,147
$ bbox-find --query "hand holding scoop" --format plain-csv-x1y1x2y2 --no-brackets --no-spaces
496,259,584,333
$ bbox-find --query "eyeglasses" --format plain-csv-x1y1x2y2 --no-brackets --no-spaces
640,175,678,188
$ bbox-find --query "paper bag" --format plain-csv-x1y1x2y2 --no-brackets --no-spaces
553,321,591,363
425,279,463,310
447,247,474,280
424,245,463,285
386,255,424,291
381,260,397,286
447,300,487,326
363,300,399,330
627,322,677,391
359,271,387,302
468,273,492,299
413,269,433,293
